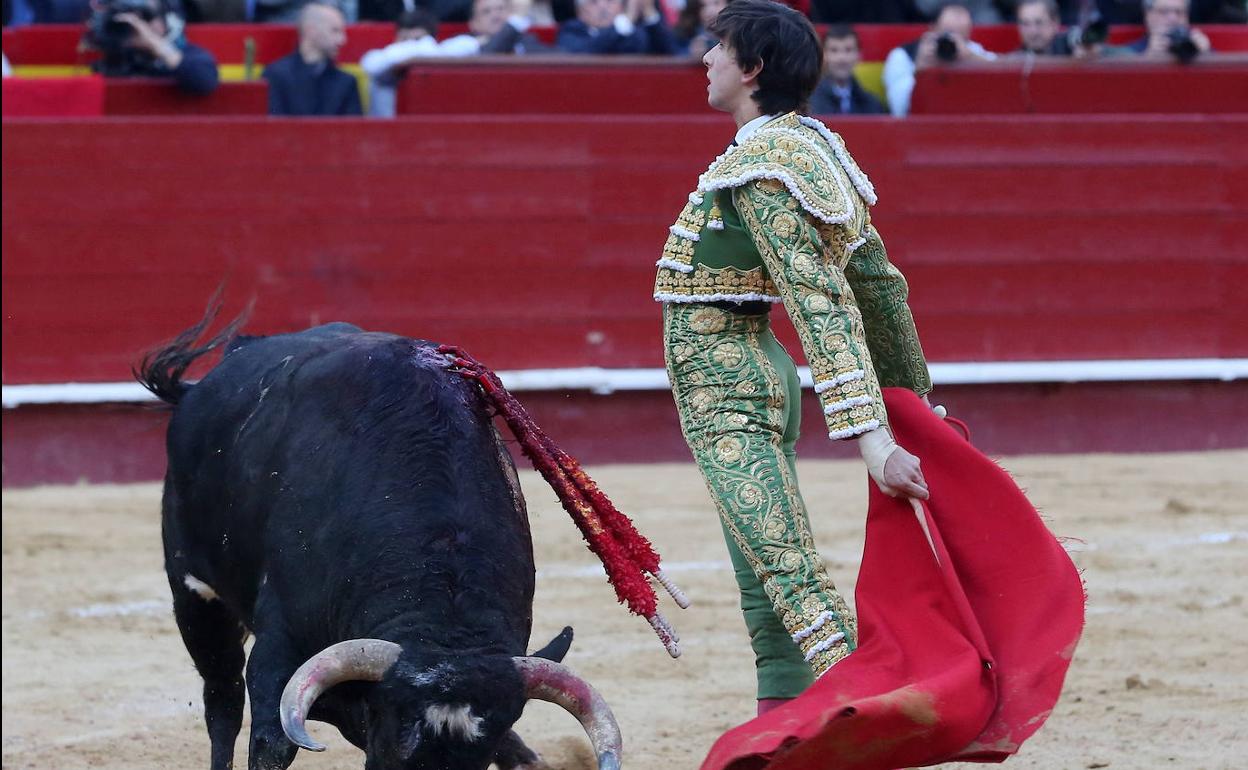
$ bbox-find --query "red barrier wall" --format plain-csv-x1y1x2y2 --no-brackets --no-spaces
4,23,1248,66
7,59,1247,118
396,59,712,114
912,57,1248,114
102,79,269,114
4,115,1247,387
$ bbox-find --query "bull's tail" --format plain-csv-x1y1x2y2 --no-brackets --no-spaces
133,290,249,405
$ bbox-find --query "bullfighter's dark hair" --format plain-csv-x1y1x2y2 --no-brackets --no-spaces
134,287,249,406
708,0,823,115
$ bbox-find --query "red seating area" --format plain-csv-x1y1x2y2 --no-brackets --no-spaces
3,22,1247,66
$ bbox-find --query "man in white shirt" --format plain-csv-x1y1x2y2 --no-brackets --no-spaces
881,3,996,117
359,8,441,117
361,0,547,116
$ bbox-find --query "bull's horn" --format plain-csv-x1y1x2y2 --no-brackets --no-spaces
513,657,622,770
280,639,402,751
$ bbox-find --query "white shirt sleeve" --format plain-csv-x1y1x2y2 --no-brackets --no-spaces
437,34,484,57
967,40,998,61
882,46,916,118
360,37,441,77
612,14,636,36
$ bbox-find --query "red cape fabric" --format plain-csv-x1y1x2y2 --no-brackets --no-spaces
701,389,1085,770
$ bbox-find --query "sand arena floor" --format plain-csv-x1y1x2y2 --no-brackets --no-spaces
3,451,1246,770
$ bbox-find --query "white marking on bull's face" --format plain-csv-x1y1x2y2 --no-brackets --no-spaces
183,574,219,601
424,703,483,742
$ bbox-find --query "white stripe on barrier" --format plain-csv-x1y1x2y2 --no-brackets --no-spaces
3,358,1246,408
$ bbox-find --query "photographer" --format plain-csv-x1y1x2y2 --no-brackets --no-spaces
882,3,996,117
84,0,219,94
1015,0,1073,55
1121,0,1213,62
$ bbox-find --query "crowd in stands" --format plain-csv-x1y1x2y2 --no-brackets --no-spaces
2,0,1245,115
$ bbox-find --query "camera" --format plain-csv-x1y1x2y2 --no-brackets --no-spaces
1065,14,1108,49
1167,27,1201,64
935,33,959,63
86,0,160,57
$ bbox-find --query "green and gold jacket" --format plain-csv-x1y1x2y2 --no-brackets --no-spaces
654,112,932,439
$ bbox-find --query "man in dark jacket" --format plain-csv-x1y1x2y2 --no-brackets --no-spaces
264,1,362,116
86,0,219,94
808,25,885,116
557,0,676,54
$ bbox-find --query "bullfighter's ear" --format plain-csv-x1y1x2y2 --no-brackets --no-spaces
424,703,484,742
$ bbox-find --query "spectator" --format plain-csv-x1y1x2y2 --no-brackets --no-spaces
438,0,552,54
809,25,886,115
916,0,1004,23
881,3,996,117
1191,0,1246,23
414,0,471,21
264,2,362,115
6,0,91,24
1118,0,1213,59
360,8,438,117
358,0,407,20
82,0,219,94
809,0,925,23
673,0,725,59
557,0,677,55
179,0,244,21
254,0,313,22
1015,0,1075,55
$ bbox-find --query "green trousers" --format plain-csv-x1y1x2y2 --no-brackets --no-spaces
664,303,857,699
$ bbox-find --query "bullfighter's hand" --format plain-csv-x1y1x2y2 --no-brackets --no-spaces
881,446,929,500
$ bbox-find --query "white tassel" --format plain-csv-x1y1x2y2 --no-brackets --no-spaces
813,369,865,394
655,258,695,274
823,395,873,415
828,419,881,440
654,291,782,304
669,225,701,241
791,610,836,642
803,632,846,662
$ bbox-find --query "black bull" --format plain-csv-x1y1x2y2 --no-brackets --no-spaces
138,319,622,770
